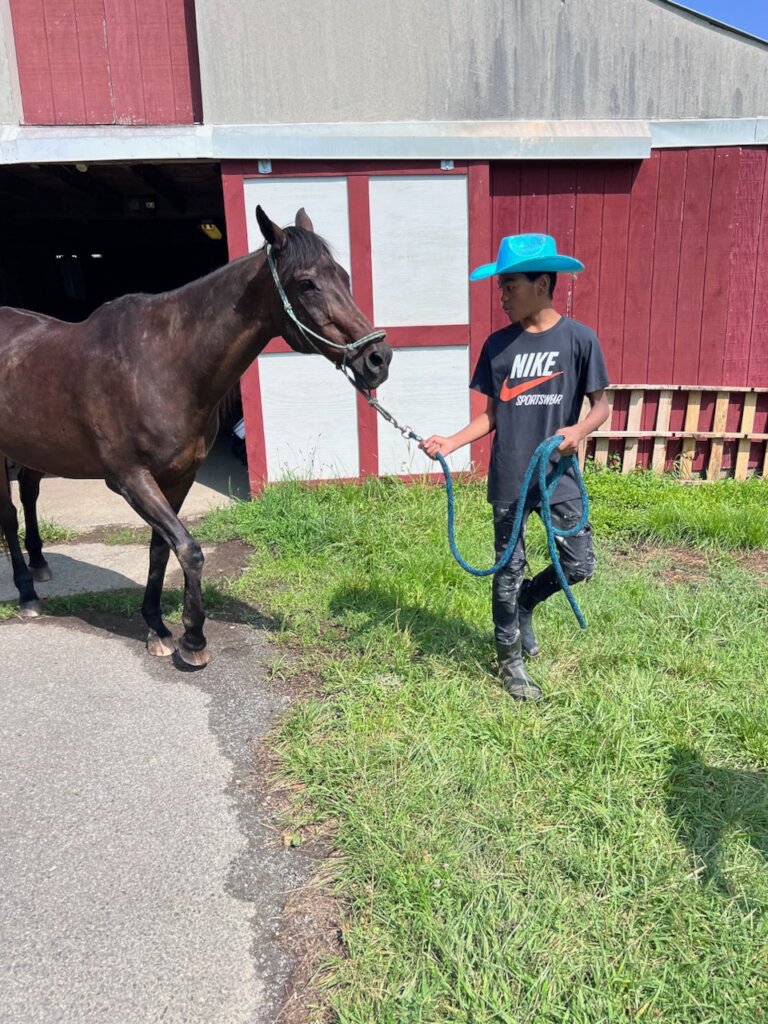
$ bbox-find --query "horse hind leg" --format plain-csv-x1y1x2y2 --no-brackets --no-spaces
0,459,41,617
18,466,52,582
144,528,177,657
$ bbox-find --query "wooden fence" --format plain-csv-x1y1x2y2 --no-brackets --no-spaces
578,386,768,481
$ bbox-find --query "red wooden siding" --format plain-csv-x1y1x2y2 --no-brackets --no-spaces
490,147,768,389
468,160,493,470
622,151,660,383
723,148,767,386
699,149,742,387
9,0,202,125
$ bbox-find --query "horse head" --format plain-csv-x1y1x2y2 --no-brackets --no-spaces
256,206,392,390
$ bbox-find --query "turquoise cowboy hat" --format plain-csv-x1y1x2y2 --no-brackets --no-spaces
470,233,584,280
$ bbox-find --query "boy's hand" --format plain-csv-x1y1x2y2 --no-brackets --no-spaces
555,425,582,456
420,435,455,459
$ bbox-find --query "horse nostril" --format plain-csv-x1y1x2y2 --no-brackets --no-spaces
367,351,385,368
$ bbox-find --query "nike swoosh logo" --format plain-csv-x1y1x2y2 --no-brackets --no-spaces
500,370,564,403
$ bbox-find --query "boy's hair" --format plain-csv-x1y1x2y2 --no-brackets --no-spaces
524,271,557,298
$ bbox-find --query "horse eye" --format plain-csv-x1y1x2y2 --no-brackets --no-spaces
298,279,317,292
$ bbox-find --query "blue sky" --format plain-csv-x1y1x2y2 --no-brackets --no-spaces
682,0,768,41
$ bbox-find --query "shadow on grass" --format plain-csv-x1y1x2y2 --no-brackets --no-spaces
666,745,768,895
329,583,491,665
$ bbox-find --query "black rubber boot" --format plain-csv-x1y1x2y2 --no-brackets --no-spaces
496,639,542,702
517,580,540,658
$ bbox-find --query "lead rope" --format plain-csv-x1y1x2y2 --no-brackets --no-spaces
436,437,588,629
345,376,588,629
266,243,587,629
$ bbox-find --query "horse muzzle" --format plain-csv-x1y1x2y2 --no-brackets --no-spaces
352,341,392,389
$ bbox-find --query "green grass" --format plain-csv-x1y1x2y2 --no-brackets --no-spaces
2,468,767,1020
199,469,768,1023
26,517,78,544
98,526,153,545
585,467,768,549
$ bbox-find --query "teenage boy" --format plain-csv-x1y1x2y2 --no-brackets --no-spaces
421,234,610,701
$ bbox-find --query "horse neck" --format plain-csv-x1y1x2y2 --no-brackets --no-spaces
159,251,277,414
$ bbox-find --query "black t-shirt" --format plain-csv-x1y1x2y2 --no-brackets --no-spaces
470,316,610,506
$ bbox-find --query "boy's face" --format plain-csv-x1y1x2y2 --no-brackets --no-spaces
497,273,550,323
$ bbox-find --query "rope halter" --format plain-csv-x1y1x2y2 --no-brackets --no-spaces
265,244,386,372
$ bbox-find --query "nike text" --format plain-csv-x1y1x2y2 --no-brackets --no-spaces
509,351,559,379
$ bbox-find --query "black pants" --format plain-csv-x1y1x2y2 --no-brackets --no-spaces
492,497,596,646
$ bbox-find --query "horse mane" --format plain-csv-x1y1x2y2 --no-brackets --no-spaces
266,226,334,276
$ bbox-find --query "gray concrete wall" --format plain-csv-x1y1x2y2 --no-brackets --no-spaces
195,0,768,124
0,0,20,124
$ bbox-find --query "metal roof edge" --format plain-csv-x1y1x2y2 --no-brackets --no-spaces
209,122,652,160
650,118,768,147
0,121,652,164
0,124,213,164
4,119,767,165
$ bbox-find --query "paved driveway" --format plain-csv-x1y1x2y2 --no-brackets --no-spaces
0,614,317,1023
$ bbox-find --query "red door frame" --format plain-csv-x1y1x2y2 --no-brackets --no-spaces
221,159,492,494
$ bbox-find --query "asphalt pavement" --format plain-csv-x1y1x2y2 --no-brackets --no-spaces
0,609,318,1023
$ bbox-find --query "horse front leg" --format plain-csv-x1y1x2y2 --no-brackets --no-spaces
18,467,52,582
111,468,208,667
0,459,41,616
142,478,194,659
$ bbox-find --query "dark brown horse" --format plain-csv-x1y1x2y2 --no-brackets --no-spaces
0,207,392,665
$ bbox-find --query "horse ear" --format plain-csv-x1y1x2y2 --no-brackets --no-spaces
256,206,287,250
295,208,314,232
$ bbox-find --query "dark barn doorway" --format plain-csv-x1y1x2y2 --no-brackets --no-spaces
0,161,228,318
0,160,244,448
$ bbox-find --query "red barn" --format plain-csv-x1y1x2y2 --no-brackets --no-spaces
1,0,767,488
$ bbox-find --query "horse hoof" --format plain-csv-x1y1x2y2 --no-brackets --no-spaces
178,643,210,668
147,630,176,658
19,601,41,619
32,566,53,583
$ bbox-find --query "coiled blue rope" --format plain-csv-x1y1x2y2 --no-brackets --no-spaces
420,434,589,630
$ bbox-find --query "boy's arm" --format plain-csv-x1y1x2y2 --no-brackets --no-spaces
556,389,610,456
420,394,495,458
